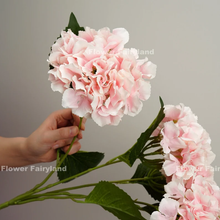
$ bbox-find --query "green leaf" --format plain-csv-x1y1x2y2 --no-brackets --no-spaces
64,12,85,35
119,97,165,167
131,163,166,201
57,151,104,183
85,181,145,220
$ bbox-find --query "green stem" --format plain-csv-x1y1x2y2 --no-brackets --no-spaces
38,176,161,195
56,117,83,168
105,155,120,164
0,162,164,210
134,200,157,208
0,118,85,209
33,159,121,194
141,158,164,164
5,176,152,208
0,202,10,209
143,151,163,157
16,196,71,205
20,192,87,201
148,136,158,141
0,157,122,210
0,191,87,209
142,143,161,153
0,130,163,210
0,176,159,209
29,117,83,192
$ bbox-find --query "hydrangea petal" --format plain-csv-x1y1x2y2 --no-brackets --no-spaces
62,88,92,117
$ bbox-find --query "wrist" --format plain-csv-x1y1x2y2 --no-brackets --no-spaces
20,137,40,165
0,137,34,168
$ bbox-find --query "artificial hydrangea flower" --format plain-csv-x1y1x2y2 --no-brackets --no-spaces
151,104,220,219
48,27,156,126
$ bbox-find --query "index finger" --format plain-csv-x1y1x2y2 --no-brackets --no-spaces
52,109,86,130
52,109,75,128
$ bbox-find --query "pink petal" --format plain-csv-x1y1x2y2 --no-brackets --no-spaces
137,79,151,101
165,180,185,199
112,28,129,46
62,88,92,117
72,75,86,91
125,93,143,116
72,39,88,54
91,110,110,127
140,61,157,79
150,211,169,220
78,27,96,42
164,106,181,121
159,198,179,218
48,70,66,93
163,159,179,176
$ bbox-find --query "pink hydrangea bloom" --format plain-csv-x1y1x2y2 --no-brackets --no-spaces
150,104,220,219
48,28,156,126
179,176,220,219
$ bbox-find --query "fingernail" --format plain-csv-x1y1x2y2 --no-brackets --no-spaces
70,127,79,136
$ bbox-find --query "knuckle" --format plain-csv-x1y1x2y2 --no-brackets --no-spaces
59,128,68,138
42,132,49,143
71,126,79,136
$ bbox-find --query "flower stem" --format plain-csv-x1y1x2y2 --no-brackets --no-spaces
33,159,121,194
134,200,158,212
0,175,160,210
1,127,164,210
141,143,161,153
0,157,122,210
20,192,87,200
36,176,162,195
0,202,10,209
0,118,85,209
143,150,163,157
29,117,83,192
16,196,71,205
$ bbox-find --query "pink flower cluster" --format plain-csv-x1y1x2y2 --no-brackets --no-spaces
151,104,220,220
48,27,156,126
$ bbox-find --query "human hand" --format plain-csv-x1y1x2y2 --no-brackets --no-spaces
23,109,86,164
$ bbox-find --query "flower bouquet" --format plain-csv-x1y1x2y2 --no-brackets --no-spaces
0,13,220,220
